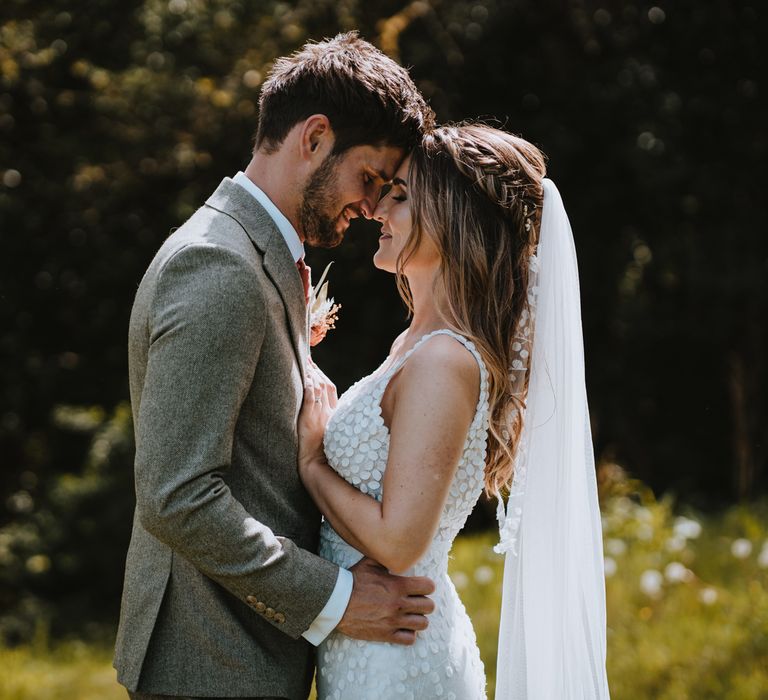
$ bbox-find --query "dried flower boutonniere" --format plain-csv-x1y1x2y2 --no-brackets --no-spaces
309,262,341,347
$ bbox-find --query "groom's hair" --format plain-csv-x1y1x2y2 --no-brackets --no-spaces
254,32,434,154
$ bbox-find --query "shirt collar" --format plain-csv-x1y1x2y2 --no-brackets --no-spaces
233,171,305,263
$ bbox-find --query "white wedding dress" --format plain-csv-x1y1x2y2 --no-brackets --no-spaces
317,329,489,700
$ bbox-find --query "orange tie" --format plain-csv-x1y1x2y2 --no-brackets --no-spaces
296,257,311,305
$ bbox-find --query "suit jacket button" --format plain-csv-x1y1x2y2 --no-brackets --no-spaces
265,607,275,619
255,602,266,613
274,612,285,624
246,596,258,606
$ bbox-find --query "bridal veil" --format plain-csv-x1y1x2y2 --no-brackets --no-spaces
494,179,610,699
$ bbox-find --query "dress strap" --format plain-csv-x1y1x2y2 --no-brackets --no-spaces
415,329,488,382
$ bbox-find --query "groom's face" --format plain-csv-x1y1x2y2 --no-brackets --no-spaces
299,144,404,248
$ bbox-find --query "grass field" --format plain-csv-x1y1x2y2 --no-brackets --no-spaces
2,494,767,699
0,639,122,700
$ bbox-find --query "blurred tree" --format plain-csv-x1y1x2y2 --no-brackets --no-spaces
0,0,765,638
0,404,134,642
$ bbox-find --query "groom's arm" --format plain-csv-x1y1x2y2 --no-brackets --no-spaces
134,242,339,640
302,570,353,644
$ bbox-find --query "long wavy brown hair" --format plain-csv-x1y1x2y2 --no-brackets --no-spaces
399,123,546,495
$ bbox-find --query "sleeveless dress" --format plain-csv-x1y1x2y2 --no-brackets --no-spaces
317,329,489,700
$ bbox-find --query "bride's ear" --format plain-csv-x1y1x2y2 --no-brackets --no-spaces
299,114,335,163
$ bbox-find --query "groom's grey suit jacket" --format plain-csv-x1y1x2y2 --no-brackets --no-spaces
114,178,339,699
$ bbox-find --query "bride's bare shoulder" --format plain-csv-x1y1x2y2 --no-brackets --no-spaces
401,333,480,400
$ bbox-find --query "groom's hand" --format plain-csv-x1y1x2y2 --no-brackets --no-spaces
336,557,435,645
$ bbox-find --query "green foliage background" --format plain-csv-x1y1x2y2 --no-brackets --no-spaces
0,0,766,653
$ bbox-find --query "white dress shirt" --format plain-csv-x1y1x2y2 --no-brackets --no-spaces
233,171,353,645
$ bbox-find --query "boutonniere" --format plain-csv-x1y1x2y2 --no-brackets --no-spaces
309,262,341,347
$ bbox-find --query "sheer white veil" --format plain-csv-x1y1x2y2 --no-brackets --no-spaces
494,179,610,698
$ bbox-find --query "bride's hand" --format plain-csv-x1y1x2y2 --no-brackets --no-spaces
297,360,338,476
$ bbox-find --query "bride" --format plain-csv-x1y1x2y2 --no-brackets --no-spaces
298,123,610,699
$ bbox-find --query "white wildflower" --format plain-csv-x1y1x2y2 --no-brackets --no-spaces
451,571,468,590
635,506,653,523
673,516,702,540
605,538,627,556
613,497,632,518
474,565,494,584
664,561,693,583
731,538,753,559
665,535,687,553
639,569,663,597
637,523,654,541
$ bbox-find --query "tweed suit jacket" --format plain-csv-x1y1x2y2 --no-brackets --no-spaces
114,178,340,699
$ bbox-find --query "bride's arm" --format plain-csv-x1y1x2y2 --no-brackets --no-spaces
299,337,479,574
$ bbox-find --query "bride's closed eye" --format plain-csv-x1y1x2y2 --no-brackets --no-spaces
390,177,408,202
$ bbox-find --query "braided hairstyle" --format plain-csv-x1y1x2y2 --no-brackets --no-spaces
398,123,546,495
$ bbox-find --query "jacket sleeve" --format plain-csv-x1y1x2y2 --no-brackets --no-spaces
133,242,339,639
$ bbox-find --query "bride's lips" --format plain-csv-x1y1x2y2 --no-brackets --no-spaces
379,229,392,241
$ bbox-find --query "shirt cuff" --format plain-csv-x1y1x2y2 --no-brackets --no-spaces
301,567,353,646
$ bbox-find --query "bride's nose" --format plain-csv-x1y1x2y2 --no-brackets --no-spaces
372,197,389,224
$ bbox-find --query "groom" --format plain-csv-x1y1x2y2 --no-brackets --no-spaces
115,33,436,699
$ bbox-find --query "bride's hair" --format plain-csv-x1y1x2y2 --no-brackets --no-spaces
399,123,546,495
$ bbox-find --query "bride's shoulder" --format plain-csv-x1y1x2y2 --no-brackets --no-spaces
401,332,481,395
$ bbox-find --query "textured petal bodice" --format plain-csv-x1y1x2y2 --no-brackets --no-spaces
317,330,490,699
322,329,489,568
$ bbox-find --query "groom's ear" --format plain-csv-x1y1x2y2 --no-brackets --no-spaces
299,114,335,163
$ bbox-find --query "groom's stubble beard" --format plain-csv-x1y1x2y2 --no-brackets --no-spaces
299,152,347,249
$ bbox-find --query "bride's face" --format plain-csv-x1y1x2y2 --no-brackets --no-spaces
372,156,439,274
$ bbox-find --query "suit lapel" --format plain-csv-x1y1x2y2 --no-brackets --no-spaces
205,178,308,377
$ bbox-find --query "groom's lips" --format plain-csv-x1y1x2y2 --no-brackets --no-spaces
338,207,358,229
335,208,352,232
